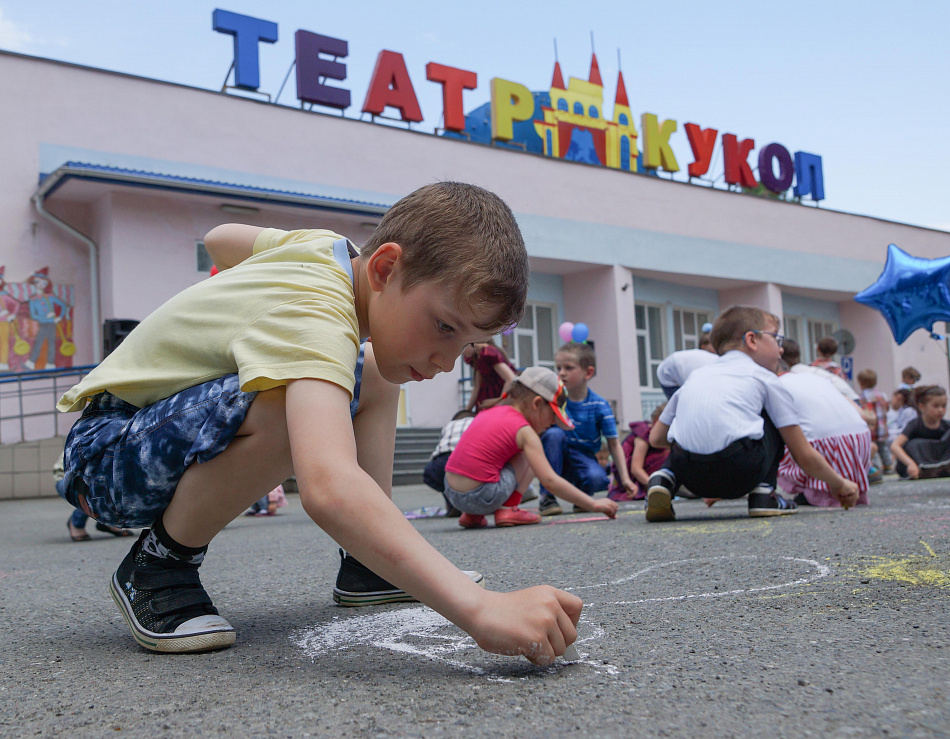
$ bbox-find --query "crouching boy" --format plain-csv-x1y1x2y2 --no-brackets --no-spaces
56,182,582,665
646,306,859,521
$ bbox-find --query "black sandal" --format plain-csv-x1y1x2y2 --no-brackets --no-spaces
95,521,134,537
67,520,91,542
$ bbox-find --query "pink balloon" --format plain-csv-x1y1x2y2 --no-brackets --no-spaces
558,322,575,343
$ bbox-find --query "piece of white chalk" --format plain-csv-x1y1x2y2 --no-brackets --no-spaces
562,644,579,661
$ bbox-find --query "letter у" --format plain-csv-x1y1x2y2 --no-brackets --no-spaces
793,152,825,201
722,134,757,188
426,63,478,132
295,30,350,110
641,114,680,173
212,9,278,91
684,123,718,177
361,50,423,123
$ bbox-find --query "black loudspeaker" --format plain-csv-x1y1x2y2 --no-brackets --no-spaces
103,319,140,357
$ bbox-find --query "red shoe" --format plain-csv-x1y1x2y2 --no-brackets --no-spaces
493,507,541,527
459,513,487,529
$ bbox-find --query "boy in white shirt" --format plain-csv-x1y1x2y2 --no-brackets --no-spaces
647,306,859,521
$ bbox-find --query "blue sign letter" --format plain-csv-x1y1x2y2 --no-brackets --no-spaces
212,9,278,91
793,151,825,201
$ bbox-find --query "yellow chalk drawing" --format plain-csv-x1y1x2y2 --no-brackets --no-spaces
857,553,950,589
920,540,937,558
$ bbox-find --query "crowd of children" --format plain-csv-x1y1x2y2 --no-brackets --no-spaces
423,307,943,523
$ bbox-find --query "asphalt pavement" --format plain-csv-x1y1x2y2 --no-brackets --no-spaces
1,477,948,738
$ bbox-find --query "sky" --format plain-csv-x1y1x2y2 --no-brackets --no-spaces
1,0,947,235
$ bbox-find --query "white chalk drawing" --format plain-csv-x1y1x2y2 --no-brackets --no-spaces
292,554,830,678
292,608,612,681
569,555,830,606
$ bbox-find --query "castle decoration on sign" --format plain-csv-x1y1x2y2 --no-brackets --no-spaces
533,55,639,172
444,55,649,175
0,266,75,373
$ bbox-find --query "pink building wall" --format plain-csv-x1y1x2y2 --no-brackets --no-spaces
2,51,949,428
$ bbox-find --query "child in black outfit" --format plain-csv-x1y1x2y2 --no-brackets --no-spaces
890,385,950,479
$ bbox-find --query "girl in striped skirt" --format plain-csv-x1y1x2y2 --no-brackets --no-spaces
778,371,872,507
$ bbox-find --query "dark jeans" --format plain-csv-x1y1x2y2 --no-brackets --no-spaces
423,452,450,493
664,413,784,499
539,427,609,500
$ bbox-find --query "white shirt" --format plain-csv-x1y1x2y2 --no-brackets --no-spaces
788,362,859,402
660,351,799,454
779,373,868,440
656,349,719,388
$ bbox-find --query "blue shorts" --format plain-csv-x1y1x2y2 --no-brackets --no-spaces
443,464,517,516
62,347,365,528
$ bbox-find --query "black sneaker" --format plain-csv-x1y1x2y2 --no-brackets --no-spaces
748,484,798,517
645,471,676,522
109,531,234,653
538,495,563,516
332,549,485,607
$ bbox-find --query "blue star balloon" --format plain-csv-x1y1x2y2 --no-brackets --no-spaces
854,244,950,344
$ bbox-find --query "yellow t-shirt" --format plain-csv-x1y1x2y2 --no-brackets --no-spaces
57,228,360,412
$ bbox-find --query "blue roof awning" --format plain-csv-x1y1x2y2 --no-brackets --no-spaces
36,161,391,217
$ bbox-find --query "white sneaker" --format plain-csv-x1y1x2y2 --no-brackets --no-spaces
521,484,539,503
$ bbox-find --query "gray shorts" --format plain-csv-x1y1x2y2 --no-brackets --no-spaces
443,464,517,515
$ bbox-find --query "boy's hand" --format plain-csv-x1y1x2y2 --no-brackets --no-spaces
589,499,618,517
467,587,583,666
906,462,920,479
830,477,859,509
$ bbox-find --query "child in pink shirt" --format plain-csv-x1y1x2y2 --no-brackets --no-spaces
445,366,618,528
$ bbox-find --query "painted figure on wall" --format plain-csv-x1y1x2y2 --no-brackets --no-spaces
0,267,76,373
0,267,22,371
23,267,73,370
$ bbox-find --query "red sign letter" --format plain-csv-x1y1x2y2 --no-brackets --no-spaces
684,123,718,178
722,134,757,188
361,50,423,123
426,62,477,132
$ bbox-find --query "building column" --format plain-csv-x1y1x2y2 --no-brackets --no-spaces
562,264,639,427
718,282,784,321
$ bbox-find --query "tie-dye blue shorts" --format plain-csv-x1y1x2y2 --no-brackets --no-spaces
62,350,364,529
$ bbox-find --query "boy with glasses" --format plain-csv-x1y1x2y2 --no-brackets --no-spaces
645,306,859,521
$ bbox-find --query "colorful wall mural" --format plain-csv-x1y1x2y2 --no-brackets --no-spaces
0,267,75,373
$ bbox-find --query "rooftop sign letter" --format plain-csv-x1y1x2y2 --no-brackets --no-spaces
426,63,478,132
212,9,278,91
722,133,757,188
758,143,794,193
641,114,680,173
793,152,825,201
362,50,423,123
295,30,350,110
491,78,534,141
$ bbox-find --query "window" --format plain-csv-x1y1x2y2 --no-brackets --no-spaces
500,302,557,370
785,315,837,363
635,303,665,389
807,319,838,361
672,308,711,351
557,98,568,112
573,101,584,115
196,241,213,272
588,105,599,119
784,316,801,349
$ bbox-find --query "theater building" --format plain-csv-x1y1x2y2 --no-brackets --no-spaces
1,38,949,437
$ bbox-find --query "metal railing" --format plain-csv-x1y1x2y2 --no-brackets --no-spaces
0,365,95,444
